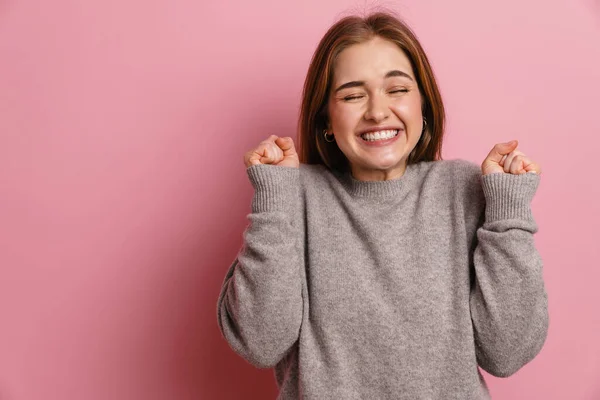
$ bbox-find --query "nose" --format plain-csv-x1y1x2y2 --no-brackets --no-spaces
364,93,390,123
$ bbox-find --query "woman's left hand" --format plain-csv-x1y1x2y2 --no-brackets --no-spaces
481,140,542,176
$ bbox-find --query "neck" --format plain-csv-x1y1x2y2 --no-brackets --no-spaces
350,163,408,181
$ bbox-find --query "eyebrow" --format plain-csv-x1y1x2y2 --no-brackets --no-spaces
334,70,414,93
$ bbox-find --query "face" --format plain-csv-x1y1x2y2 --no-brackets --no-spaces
327,36,425,181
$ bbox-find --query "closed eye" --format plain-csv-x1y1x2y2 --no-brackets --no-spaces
343,95,364,101
343,89,408,101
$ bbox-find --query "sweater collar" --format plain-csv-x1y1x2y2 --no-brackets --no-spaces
339,163,420,198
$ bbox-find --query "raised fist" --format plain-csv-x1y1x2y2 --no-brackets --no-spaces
244,135,300,168
481,140,542,176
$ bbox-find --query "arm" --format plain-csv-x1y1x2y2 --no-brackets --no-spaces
217,164,304,368
469,172,549,377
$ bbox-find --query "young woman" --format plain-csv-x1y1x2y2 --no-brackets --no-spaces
217,11,548,400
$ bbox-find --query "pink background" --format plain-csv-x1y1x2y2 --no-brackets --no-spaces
1,0,599,399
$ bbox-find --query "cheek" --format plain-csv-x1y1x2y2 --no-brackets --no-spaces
329,104,358,130
327,102,341,126
392,96,423,122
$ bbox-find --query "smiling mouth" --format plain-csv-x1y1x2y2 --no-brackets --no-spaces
360,129,400,142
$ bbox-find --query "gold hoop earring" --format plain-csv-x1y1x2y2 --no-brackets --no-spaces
323,129,335,143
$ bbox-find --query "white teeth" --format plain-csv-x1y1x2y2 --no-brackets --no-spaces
360,130,399,141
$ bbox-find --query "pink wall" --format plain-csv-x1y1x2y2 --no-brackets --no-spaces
1,0,599,399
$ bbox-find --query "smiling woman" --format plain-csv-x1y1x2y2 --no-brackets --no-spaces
217,10,548,400
299,13,446,179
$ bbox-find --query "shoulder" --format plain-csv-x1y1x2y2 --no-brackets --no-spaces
299,163,328,181
422,159,485,208
299,162,327,175
298,163,336,186
298,163,351,200
425,159,482,191
425,159,481,182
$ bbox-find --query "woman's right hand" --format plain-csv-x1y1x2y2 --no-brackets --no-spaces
244,135,300,168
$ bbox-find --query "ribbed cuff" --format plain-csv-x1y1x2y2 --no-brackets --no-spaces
246,164,300,213
481,172,540,223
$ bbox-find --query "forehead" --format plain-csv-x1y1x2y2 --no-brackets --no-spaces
333,37,414,82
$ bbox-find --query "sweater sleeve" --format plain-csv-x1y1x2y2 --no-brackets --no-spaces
468,171,549,377
216,164,304,369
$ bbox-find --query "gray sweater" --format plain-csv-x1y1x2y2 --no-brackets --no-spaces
217,159,548,399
